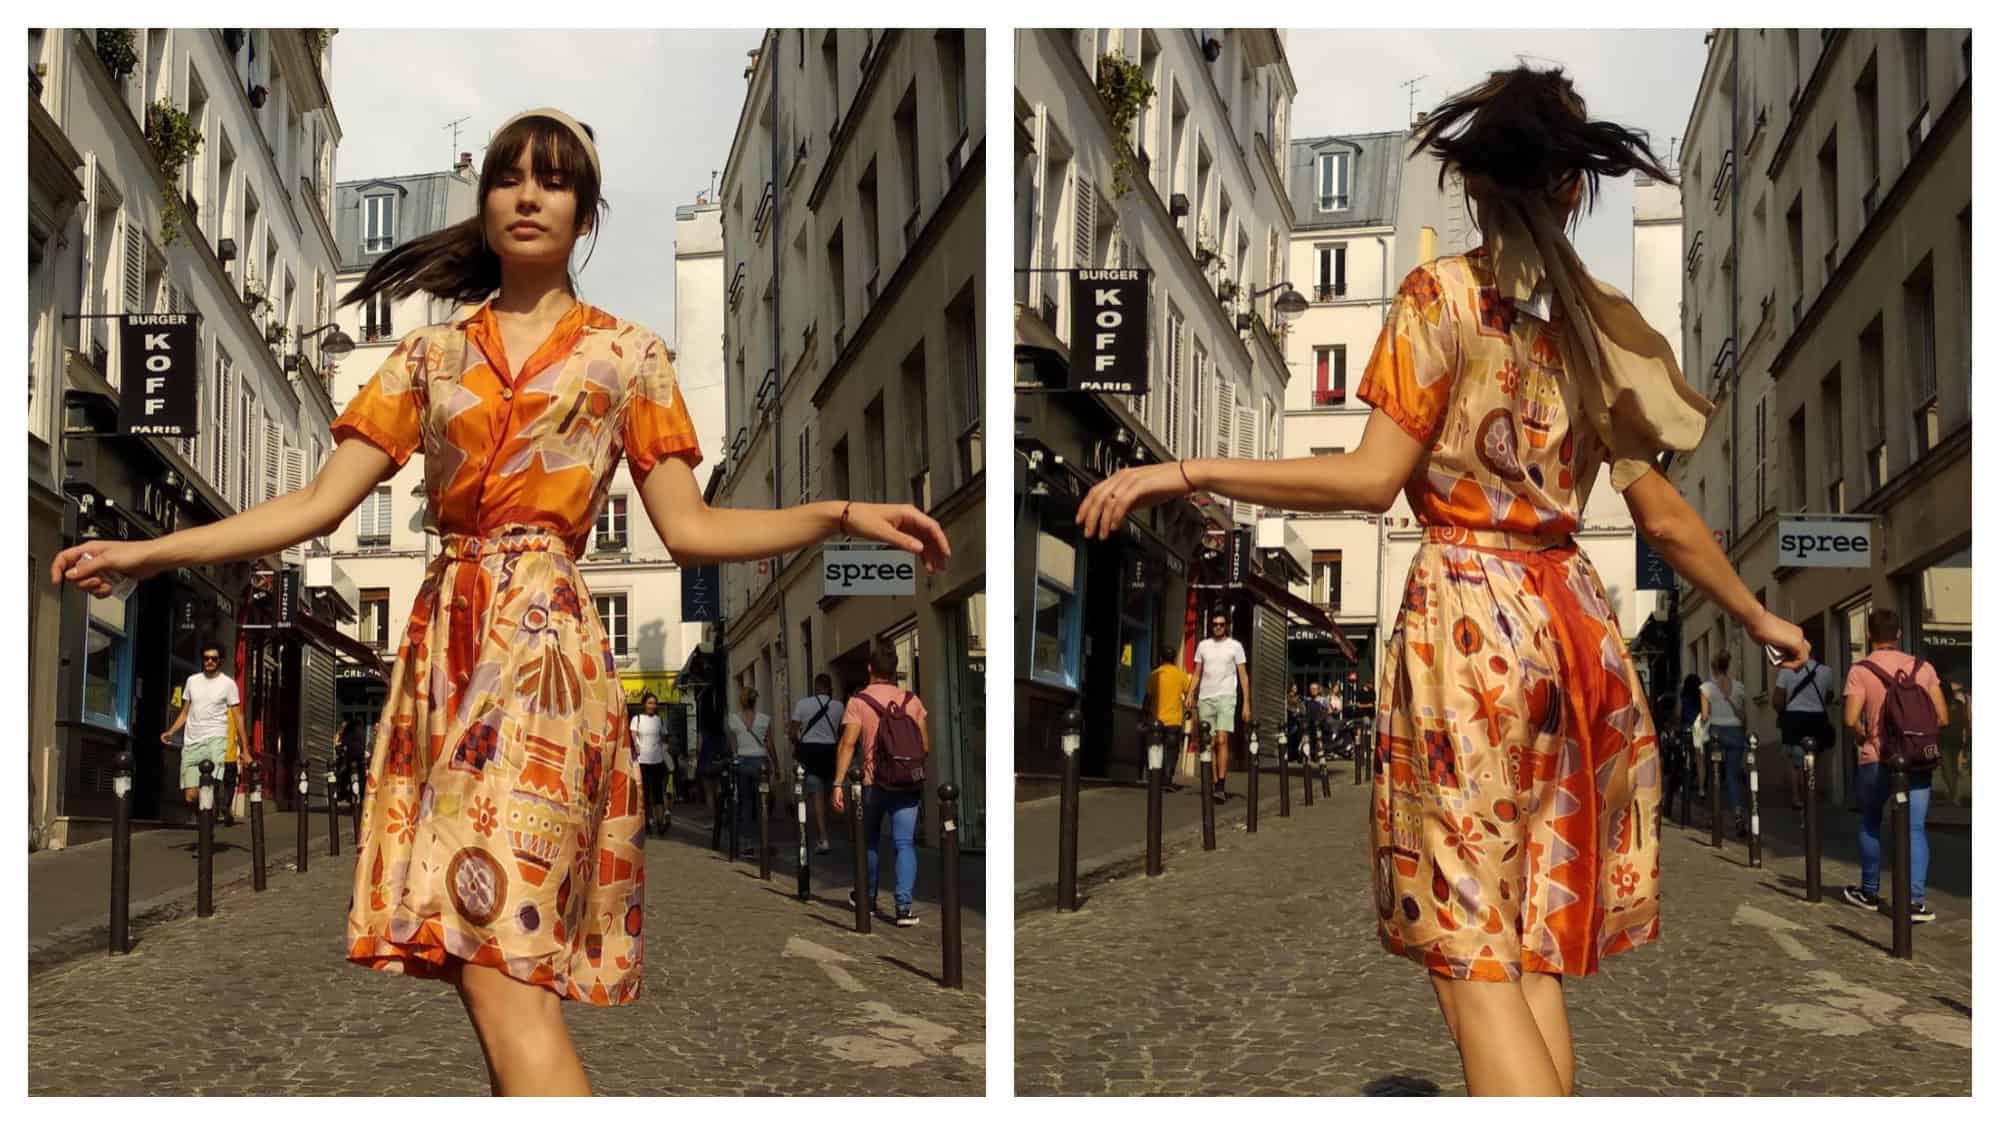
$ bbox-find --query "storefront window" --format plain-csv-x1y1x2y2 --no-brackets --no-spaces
82,620,131,730
1907,546,1971,806
1116,575,1154,706
1031,529,1082,689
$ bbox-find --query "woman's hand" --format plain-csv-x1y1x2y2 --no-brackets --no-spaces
1076,462,1192,540
842,502,951,573
49,539,163,598
1748,610,1810,669
831,786,846,814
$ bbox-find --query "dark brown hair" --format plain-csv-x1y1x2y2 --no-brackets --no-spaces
339,113,608,309
868,640,900,680
1411,64,1675,216
1867,608,1903,645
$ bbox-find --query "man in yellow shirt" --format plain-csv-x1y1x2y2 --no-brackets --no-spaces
1142,644,1192,769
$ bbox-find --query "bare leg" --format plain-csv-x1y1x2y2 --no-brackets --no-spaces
1517,971,1575,1095
1211,734,1230,784
1430,976,1565,1096
446,959,592,1096
811,791,831,843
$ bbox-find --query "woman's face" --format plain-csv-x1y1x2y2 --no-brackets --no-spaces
642,697,657,713
483,143,587,269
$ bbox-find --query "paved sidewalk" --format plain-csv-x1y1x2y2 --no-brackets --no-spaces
30,809,984,1095
1016,781,1971,1096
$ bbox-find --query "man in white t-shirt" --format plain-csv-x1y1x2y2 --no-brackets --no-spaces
789,673,844,854
161,642,242,812
1192,610,1249,802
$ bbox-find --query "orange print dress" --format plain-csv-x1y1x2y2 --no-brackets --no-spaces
1360,249,1665,981
330,298,701,1004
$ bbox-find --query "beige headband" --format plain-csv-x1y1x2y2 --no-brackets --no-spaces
490,107,601,183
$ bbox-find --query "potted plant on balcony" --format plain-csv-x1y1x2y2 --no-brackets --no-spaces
241,266,267,313
1194,223,1219,269
144,98,203,247
93,29,137,80
266,324,291,349
1094,50,1156,198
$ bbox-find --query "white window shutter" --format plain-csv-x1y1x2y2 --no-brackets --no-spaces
281,445,306,564
357,489,378,542
122,215,144,312
1215,380,1235,459
262,414,280,504
376,487,393,541
1073,174,1095,270
1234,405,1258,523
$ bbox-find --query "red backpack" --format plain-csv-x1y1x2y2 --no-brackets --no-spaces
1857,658,1943,774
854,689,927,791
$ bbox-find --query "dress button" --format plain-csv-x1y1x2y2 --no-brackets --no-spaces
453,595,469,609
500,388,513,400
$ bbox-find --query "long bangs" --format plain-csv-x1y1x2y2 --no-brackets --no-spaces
481,116,601,213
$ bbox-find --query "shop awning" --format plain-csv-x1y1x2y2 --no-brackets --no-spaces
293,608,388,677
1246,571,1358,662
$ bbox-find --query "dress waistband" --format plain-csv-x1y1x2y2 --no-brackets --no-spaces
1422,526,1576,553
437,527,572,560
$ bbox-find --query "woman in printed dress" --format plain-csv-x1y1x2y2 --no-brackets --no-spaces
51,108,949,1096
1077,66,1808,1095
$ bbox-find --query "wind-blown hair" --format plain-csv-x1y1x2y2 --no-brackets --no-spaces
338,113,607,309
1410,64,1675,217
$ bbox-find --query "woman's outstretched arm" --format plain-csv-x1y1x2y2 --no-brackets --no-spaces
1624,468,1808,664
634,456,950,572
50,438,396,596
1076,410,1425,540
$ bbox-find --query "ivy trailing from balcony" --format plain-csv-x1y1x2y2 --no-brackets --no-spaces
94,29,137,79
145,98,203,247
1094,51,1156,198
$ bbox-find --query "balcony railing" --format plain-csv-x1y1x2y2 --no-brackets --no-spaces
726,261,747,308
751,180,775,242
1684,229,1706,277
1710,149,1735,209
1312,284,1344,302
1907,104,1932,158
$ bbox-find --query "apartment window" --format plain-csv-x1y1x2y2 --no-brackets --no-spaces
1752,392,1769,518
213,351,232,498
1787,408,1809,511
595,494,628,550
1786,195,1805,323
356,485,392,547
1906,260,1939,457
1822,368,1845,513
858,161,881,307
864,393,888,502
821,31,840,135
592,593,629,658
826,224,847,350
1313,345,1347,406
1315,244,1346,300
1856,61,1881,217
1817,131,1839,277
1031,528,1083,689
1316,151,1350,211
1860,319,1888,492
936,30,968,150
831,435,851,501
1190,341,1209,461
359,590,390,651
902,347,931,508
1905,30,1930,157
1164,306,1186,458
894,85,921,244
1312,551,1343,614
363,193,395,253
362,291,393,341
946,283,981,486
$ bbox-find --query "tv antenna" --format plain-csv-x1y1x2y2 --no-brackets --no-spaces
444,115,470,164
1401,74,1428,125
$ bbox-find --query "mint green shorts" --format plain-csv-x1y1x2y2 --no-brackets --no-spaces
1197,695,1236,734
180,737,229,790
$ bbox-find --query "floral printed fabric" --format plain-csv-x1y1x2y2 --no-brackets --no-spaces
1359,253,1664,981
331,299,701,1004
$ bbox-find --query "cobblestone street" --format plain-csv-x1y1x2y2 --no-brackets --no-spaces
1016,779,1971,1096
29,815,984,1096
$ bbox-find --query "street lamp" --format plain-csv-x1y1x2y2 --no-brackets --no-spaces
299,322,356,359
1251,281,1311,318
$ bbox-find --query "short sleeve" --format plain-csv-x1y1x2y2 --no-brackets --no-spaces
623,331,703,480
329,329,430,468
1357,264,1460,444
225,679,241,707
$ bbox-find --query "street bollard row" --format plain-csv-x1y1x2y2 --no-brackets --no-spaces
1708,744,1725,850
1889,757,1914,960
1197,722,1217,851
249,765,268,894
1145,720,1166,876
1801,736,1823,903
1056,709,1081,912
196,760,216,919
1247,727,1262,833
325,757,341,858
1746,734,1764,868
295,761,310,874
795,762,811,903
757,758,772,882
939,785,963,990
846,759,871,934
1301,732,1316,809
1276,724,1291,819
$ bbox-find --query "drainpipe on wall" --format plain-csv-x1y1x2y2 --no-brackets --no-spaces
769,30,790,707
1726,30,1742,659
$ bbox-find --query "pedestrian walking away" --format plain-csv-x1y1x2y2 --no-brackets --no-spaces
49,107,950,1097
1775,648,1836,811
1144,645,1192,771
832,641,931,928
1192,612,1249,801
727,688,775,857
1074,63,1809,1096
1701,651,1752,836
1840,608,1950,924
159,642,243,832
1679,673,1707,797
789,674,844,854
630,691,671,837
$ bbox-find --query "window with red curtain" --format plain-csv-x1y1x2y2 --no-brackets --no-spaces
1313,345,1347,406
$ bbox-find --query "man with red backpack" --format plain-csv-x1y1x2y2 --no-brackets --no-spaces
1841,608,1951,923
832,640,930,927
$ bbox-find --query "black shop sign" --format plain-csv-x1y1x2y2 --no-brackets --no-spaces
118,313,198,436
1069,269,1149,394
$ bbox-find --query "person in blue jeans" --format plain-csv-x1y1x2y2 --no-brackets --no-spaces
832,640,931,927
1841,608,1949,923
1700,651,1752,835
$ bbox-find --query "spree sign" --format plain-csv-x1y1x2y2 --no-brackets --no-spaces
1777,518,1873,568
1070,269,1149,394
823,547,918,596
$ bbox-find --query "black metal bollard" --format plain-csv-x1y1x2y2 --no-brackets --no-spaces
757,758,772,881
324,758,340,857
795,762,810,902
1246,725,1262,834
1746,734,1763,868
1801,736,1822,903
1889,757,1913,959
726,753,742,862
1302,733,1316,809
710,759,726,854
1353,720,1365,785
1319,739,1333,797
350,765,363,843
939,785,963,990
846,760,871,933
1278,724,1292,818
1708,745,1726,849
1056,708,1082,911
249,769,267,893
1145,720,1165,877
295,758,309,873
196,760,216,918
109,749,134,955
1198,740,1217,851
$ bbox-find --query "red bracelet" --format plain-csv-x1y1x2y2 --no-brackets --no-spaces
1178,460,1195,493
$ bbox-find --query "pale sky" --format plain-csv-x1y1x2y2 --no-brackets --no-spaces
327,28,764,346
1287,29,1712,289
